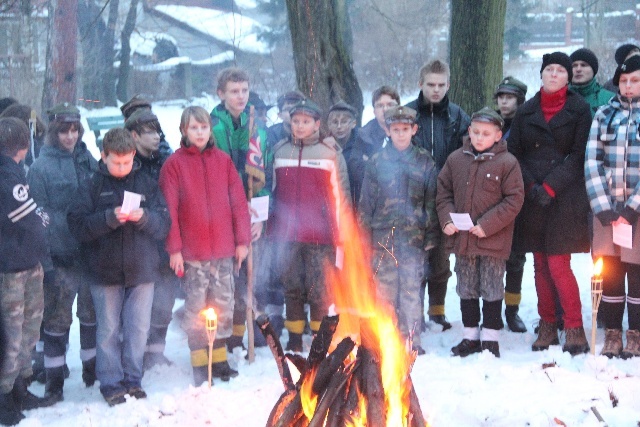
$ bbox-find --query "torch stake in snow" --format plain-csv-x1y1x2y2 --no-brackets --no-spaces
591,258,603,356
204,308,218,389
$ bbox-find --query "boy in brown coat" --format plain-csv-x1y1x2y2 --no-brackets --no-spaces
437,107,524,358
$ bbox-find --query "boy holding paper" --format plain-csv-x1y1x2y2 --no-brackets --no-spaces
437,107,524,358
585,55,640,359
68,128,170,406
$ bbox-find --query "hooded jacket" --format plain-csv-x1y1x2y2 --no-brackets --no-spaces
67,161,170,286
159,141,251,261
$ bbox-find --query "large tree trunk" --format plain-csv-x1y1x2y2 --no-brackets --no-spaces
285,0,363,124
41,0,78,112
449,0,506,114
117,0,140,102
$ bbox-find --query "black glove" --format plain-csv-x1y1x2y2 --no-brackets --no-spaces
595,209,620,226
532,185,553,207
619,206,639,225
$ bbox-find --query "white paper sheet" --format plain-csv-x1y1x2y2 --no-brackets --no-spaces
613,222,633,249
449,213,474,231
121,191,141,215
250,195,269,223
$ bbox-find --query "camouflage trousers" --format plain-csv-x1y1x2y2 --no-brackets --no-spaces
44,264,95,334
373,244,426,346
454,255,506,302
0,264,44,393
182,258,234,350
231,239,268,325
281,242,334,329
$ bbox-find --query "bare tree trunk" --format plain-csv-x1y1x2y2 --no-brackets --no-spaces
42,0,78,112
117,0,139,102
285,0,363,124
103,0,119,106
449,0,506,114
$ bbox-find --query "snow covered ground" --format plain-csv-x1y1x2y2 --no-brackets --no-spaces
27,101,640,427
20,253,640,427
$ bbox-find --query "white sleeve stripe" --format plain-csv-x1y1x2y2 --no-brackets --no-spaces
10,202,36,223
8,198,36,220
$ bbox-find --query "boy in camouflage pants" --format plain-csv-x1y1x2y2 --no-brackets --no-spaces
0,117,53,425
359,106,439,355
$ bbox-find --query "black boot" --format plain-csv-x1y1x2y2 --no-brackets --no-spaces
12,375,57,410
31,348,46,384
192,366,209,387
82,358,96,387
0,392,24,426
286,333,303,353
505,305,527,333
211,361,238,382
44,367,65,403
429,315,452,331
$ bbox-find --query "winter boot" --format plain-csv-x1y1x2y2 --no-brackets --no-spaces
601,329,623,359
621,329,640,359
12,375,57,410
31,346,46,384
211,361,239,382
192,366,209,387
0,392,24,426
505,305,527,333
481,341,500,358
270,314,285,339
286,333,303,353
429,315,452,331
531,320,559,351
82,358,96,387
450,339,481,357
226,335,245,352
44,367,65,403
562,326,589,356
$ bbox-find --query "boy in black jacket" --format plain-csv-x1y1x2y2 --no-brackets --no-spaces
68,129,170,406
0,118,53,425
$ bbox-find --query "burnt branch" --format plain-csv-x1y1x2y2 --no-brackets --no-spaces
256,314,294,390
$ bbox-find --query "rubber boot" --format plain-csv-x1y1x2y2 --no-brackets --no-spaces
82,358,96,387
505,305,527,333
44,367,65,403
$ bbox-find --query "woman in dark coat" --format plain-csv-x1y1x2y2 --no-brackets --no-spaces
508,52,592,356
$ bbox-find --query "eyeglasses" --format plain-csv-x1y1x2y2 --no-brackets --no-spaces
374,102,398,110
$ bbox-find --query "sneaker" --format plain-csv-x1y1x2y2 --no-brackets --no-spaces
563,326,589,356
622,329,640,359
531,320,559,351
429,315,452,331
127,387,147,400
481,341,500,358
211,361,239,382
103,391,127,407
601,329,623,359
451,339,481,357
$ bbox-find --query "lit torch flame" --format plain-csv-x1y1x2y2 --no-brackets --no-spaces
593,257,603,280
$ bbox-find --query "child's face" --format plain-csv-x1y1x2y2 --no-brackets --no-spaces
386,122,417,151
58,126,79,152
419,72,449,104
497,94,518,119
618,70,640,99
102,151,135,178
469,121,502,152
218,81,249,118
132,127,160,158
185,117,211,151
327,111,356,142
373,94,398,128
291,113,320,140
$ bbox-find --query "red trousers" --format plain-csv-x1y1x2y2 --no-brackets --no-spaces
533,253,583,329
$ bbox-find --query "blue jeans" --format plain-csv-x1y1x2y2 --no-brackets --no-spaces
91,282,153,396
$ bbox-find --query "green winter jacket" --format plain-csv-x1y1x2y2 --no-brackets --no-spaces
569,79,615,117
210,104,271,198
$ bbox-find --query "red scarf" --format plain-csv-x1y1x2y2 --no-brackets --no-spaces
540,85,568,122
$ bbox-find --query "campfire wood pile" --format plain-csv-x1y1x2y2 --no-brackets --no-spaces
257,314,427,427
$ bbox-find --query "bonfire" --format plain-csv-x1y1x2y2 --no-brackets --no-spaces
259,205,427,427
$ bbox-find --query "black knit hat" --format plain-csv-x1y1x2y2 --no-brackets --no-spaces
613,55,640,86
570,48,599,76
289,99,322,120
540,52,573,82
615,43,640,66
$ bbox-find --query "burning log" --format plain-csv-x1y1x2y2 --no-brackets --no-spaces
361,346,386,426
312,337,356,394
308,359,358,427
256,314,295,391
407,377,426,427
306,314,340,368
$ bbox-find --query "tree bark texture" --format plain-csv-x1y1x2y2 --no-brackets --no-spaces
117,0,139,102
285,0,363,124
449,0,506,114
41,0,78,112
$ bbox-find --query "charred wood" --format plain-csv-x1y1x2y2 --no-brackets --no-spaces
308,359,359,427
312,337,355,395
265,389,298,427
407,377,426,427
256,314,295,391
361,346,386,427
306,315,340,369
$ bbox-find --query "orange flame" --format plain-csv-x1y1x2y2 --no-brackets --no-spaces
344,390,368,427
593,257,603,279
300,367,319,420
326,188,417,426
